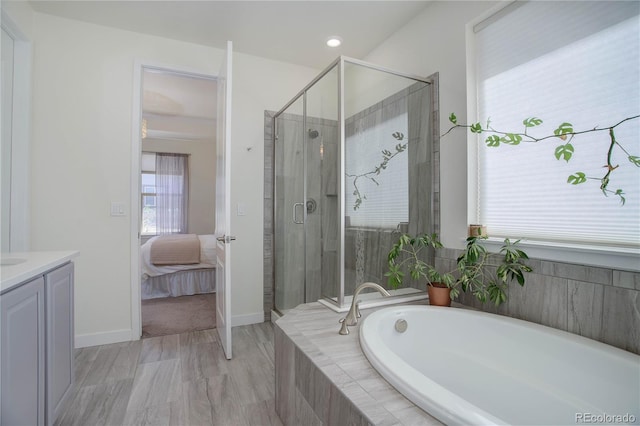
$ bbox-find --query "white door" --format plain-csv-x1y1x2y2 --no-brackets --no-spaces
215,41,233,359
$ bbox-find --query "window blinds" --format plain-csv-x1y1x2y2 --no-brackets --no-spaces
475,1,640,247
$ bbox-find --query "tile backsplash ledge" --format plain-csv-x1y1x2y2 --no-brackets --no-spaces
435,248,640,355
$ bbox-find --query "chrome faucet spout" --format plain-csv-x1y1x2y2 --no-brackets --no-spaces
338,282,391,335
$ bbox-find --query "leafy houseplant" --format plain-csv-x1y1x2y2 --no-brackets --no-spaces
454,236,532,306
385,233,455,306
385,233,533,306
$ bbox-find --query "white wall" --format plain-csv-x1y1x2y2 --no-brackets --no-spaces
364,1,498,249
1,1,34,39
229,51,318,323
19,9,318,345
28,12,222,344
6,0,501,345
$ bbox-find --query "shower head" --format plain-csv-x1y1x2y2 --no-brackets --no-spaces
308,129,320,139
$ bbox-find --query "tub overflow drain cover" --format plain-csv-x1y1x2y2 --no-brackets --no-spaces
395,319,408,333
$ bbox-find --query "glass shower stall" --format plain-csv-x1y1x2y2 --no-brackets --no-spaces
273,56,438,313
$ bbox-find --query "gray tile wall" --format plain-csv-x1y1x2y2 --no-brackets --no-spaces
435,248,640,354
264,112,275,322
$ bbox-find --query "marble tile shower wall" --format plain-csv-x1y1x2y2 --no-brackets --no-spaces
435,248,640,354
264,112,275,321
344,228,426,295
266,110,341,312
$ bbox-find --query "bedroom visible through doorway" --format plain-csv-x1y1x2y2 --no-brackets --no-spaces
141,293,216,337
138,67,218,338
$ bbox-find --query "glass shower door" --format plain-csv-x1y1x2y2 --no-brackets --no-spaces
274,63,340,313
274,96,305,312
304,65,340,303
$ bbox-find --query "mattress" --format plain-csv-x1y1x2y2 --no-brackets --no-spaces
141,234,216,279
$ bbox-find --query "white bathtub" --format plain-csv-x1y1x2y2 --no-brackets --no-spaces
360,305,640,425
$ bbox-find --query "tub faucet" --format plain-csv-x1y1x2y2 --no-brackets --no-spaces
339,282,391,335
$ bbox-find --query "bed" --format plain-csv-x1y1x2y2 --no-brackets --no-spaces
140,234,217,300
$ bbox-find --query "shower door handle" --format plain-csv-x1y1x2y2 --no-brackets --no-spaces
293,202,304,224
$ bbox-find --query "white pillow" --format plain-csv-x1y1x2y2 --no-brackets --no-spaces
198,234,217,265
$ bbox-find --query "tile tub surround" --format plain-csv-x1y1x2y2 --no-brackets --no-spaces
435,248,640,355
275,302,442,426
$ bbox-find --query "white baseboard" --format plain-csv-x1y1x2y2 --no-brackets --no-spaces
75,329,134,348
75,312,265,348
231,312,264,327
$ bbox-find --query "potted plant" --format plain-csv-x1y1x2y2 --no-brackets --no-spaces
452,235,532,305
385,232,533,306
385,233,455,306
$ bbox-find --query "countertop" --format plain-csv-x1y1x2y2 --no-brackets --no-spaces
1,251,79,294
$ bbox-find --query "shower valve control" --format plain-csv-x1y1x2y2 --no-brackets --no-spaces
306,198,317,214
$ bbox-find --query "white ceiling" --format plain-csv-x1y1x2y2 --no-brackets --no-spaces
142,69,217,141
28,1,431,141
28,0,432,69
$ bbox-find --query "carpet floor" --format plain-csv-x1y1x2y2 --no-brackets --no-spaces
141,293,216,338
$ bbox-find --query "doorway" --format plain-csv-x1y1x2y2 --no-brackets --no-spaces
134,65,218,338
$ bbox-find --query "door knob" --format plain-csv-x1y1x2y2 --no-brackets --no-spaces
217,235,237,243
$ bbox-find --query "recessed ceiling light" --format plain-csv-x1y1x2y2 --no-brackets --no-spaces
326,36,342,48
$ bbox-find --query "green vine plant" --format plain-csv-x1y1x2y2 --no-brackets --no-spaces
347,131,407,210
444,113,640,205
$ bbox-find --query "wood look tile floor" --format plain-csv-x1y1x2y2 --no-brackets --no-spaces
56,323,283,426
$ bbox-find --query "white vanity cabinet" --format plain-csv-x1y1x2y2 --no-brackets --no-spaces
1,276,46,426
44,262,75,425
1,259,75,426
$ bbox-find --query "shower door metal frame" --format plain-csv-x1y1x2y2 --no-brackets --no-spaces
337,57,345,308
302,90,309,303
272,56,436,313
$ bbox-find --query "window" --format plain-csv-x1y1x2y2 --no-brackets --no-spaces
345,112,409,228
472,1,639,250
141,169,157,235
142,195,156,207
141,152,189,235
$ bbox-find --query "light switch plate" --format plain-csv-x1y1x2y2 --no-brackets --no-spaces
110,202,126,216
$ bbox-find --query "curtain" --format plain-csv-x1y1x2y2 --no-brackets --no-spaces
155,153,189,234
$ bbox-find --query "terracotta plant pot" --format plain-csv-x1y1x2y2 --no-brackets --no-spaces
427,282,451,307
468,224,487,238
